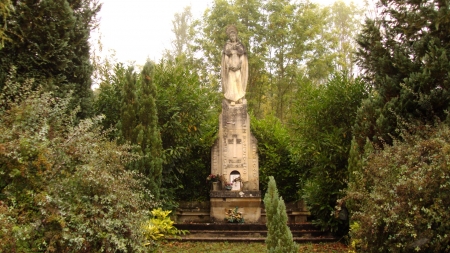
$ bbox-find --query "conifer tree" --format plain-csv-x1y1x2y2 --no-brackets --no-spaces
0,0,101,118
120,67,138,143
264,176,299,253
353,0,450,150
135,61,163,198
117,63,163,198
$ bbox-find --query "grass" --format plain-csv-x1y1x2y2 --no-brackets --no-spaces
158,241,348,253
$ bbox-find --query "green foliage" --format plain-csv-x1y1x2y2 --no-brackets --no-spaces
290,73,368,234
224,207,244,223
344,122,450,252
353,0,450,150
0,0,101,118
264,176,299,253
0,76,155,252
251,114,299,201
94,62,164,199
152,57,220,205
93,63,125,139
94,57,220,205
143,208,187,249
0,0,12,49
132,61,163,198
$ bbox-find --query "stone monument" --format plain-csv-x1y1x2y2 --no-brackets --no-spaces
210,25,261,223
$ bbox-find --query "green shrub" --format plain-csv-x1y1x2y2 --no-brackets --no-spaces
344,123,450,252
264,176,299,253
252,115,299,201
290,73,368,234
143,208,187,249
0,75,154,252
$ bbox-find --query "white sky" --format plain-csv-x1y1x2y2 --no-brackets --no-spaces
92,0,366,66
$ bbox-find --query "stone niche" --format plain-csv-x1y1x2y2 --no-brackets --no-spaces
210,99,261,223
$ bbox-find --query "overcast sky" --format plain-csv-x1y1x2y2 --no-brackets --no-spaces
92,0,365,66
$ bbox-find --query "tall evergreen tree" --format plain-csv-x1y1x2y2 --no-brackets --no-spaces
353,0,450,150
115,63,163,198
0,0,101,118
135,61,163,198
120,66,138,143
264,176,299,253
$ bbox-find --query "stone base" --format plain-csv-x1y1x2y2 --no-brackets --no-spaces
176,201,211,223
210,190,262,223
260,200,310,224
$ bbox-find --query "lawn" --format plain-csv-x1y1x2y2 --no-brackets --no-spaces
158,241,348,253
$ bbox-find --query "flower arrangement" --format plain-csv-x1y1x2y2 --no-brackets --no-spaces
232,176,241,183
223,181,233,190
225,207,244,223
206,174,220,183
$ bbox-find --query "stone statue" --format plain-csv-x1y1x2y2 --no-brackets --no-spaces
221,25,248,103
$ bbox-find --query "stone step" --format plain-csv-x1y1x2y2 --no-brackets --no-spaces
172,223,338,243
168,236,337,243
174,223,318,231
180,230,328,238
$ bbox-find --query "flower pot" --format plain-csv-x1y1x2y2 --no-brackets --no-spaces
212,181,220,191
225,185,232,190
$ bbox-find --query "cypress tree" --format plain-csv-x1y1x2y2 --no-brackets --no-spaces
120,66,138,143
117,63,163,198
264,176,299,253
135,61,163,198
353,0,450,150
0,0,101,118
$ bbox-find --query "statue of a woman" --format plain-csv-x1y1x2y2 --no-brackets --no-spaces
221,25,248,103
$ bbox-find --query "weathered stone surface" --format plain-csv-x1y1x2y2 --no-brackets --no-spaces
210,98,261,223
221,25,248,103
211,99,259,189
210,197,262,223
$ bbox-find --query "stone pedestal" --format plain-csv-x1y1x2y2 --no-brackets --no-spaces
210,99,261,222
210,191,261,223
211,99,259,188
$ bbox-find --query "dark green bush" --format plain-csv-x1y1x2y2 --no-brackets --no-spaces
345,123,450,252
251,115,299,201
291,73,368,234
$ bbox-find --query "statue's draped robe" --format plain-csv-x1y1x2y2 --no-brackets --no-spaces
221,41,248,102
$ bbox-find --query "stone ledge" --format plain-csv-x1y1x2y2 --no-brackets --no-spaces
210,190,261,198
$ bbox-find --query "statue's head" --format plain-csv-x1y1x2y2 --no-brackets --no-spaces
226,25,238,41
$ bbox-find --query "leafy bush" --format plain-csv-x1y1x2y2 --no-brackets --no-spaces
143,208,187,248
94,57,220,205
344,123,450,252
0,74,155,252
251,115,299,201
264,176,299,253
291,73,368,234
152,57,220,204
